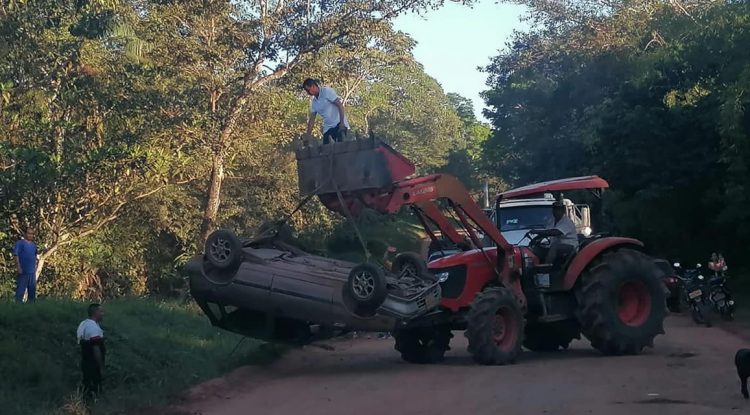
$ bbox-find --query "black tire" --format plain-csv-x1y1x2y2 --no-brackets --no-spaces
344,263,388,311
392,252,430,281
696,302,712,327
721,309,735,322
675,284,690,313
465,287,524,365
691,302,708,325
523,320,580,352
677,285,690,313
205,229,243,272
576,248,667,355
394,325,453,364
666,283,689,313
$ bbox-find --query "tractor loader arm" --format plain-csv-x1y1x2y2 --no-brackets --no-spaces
295,138,510,252
295,138,524,306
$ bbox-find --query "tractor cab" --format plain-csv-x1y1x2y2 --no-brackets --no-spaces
495,177,610,308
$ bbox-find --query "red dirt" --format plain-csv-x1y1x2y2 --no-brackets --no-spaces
154,315,749,415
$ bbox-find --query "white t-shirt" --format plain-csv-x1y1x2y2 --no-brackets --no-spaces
311,86,350,133
545,215,579,248
77,319,104,343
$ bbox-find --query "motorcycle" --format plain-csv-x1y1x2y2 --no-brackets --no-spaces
708,272,736,321
678,263,713,327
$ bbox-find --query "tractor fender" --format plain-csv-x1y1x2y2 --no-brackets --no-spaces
562,237,644,291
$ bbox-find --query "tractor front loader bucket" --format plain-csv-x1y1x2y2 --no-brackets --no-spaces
295,138,415,197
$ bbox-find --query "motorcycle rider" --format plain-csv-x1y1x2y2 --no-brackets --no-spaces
709,252,728,277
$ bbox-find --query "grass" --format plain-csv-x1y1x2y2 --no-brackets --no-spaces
0,298,279,415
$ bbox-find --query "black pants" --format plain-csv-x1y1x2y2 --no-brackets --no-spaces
322,126,346,144
546,242,576,265
82,359,102,394
81,343,105,395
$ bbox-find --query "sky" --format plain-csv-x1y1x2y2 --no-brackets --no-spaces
393,1,530,122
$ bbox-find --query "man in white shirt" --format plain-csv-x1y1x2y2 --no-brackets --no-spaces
303,78,350,144
77,303,106,395
531,201,579,265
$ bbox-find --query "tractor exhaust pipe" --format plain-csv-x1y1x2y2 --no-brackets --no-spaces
483,181,489,208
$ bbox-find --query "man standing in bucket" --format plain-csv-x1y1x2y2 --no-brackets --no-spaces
303,78,350,144
12,226,38,303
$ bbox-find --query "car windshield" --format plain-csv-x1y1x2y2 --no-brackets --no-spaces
498,205,552,232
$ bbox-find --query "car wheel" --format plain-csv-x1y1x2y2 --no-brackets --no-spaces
205,229,243,271
344,263,387,316
392,252,431,281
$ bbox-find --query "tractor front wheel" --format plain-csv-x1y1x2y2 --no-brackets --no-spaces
465,287,524,365
576,248,667,355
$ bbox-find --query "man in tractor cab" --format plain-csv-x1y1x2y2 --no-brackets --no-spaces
529,201,579,266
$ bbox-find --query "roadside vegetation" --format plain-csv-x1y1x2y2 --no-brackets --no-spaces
0,298,278,415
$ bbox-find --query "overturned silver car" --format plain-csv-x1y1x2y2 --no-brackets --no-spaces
183,227,442,345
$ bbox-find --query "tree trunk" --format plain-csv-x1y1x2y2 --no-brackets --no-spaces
199,151,225,247
35,255,45,283
197,92,250,247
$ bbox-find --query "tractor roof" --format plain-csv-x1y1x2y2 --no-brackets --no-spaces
498,176,609,201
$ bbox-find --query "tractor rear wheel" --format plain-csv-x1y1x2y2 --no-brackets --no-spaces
394,325,452,364
465,287,524,365
576,248,667,355
523,320,580,352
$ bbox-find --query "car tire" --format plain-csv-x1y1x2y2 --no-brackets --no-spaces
205,229,243,272
344,263,388,314
392,252,431,281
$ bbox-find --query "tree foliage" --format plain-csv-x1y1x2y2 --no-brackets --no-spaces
482,0,750,264
0,0,476,298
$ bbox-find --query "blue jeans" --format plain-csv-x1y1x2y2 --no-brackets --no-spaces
15,273,36,303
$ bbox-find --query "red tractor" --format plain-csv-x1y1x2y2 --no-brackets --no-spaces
298,139,667,365
187,138,666,366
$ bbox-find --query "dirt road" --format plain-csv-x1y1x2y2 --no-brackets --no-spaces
163,316,749,415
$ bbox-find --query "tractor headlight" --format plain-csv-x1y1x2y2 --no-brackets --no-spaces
435,271,450,283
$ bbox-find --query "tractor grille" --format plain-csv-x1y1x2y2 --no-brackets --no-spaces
433,265,467,299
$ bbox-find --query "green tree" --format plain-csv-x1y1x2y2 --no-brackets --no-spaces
440,93,493,193
0,0,194,285
483,0,750,264
133,0,470,246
